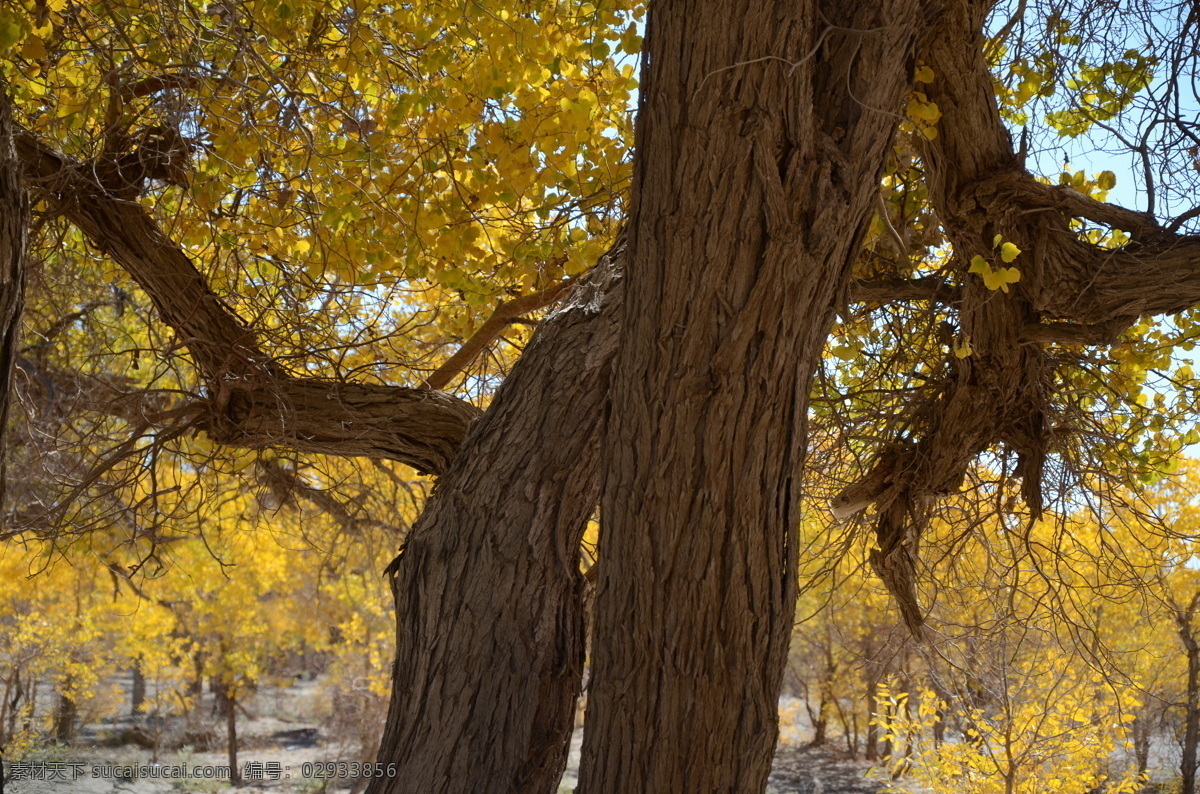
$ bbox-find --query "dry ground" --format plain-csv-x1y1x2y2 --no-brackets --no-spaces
4,684,885,794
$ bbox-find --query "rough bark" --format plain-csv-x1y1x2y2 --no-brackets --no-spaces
0,96,29,522
366,242,623,794
578,1,933,791
833,0,1200,631
14,129,479,475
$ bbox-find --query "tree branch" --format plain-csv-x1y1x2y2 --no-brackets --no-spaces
255,457,391,534
849,276,960,304
421,277,575,391
14,125,480,475
974,171,1162,242
0,97,30,522
845,0,1200,633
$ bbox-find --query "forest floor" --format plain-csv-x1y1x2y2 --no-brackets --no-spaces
6,730,887,794
3,680,881,794
8,677,1183,794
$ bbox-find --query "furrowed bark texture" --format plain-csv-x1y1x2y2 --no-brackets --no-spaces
366,248,623,794
578,2,932,792
14,130,478,475
834,0,1200,631
0,97,29,520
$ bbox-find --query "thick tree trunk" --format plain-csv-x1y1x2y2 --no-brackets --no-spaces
578,2,932,791
367,250,623,794
0,96,29,521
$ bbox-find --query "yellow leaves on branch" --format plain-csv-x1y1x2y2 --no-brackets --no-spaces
4,0,644,372
968,235,1022,293
904,90,941,140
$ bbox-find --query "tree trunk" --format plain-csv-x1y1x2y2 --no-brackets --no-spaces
578,1,932,791
131,663,146,717
1132,712,1151,777
0,93,29,522
1177,595,1200,794
865,640,882,763
226,688,240,786
367,252,623,794
1187,652,1200,794
53,690,76,744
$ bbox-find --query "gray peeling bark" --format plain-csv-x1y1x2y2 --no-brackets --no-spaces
0,97,29,520
578,1,933,792
366,246,623,794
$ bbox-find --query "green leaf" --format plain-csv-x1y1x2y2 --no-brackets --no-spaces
0,18,23,50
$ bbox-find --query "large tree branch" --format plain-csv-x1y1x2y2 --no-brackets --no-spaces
14,126,480,475
0,98,30,522
976,170,1161,241
850,276,960,304
967,169,1200,323
372,240,624,794
841,0,1200,633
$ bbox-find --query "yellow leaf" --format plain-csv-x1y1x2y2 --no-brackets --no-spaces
1000,241,1022,262
21,34,45,60
830,344,858,361
906,95,941,124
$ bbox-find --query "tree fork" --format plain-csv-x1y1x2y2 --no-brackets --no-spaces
367,244,623,794
834,0,1200,631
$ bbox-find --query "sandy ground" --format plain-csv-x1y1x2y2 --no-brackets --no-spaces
6,731,886,794
1,686,883,794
